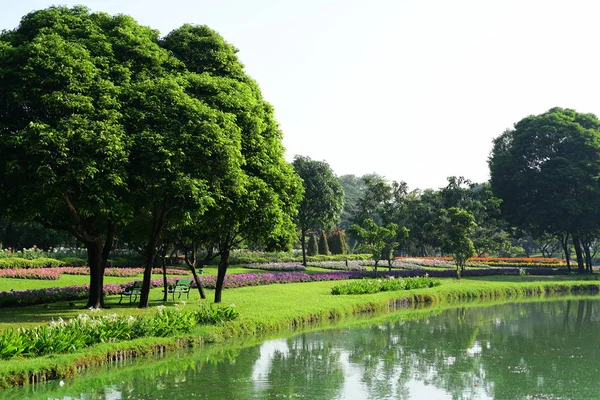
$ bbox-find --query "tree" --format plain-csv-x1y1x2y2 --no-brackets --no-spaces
318,230,330,255
121,76,243,308
327,227,349,255
307,233,318,256
439,208,476,279
349,219,398,274
162,25,303,303
489,108,600,272
292,156,344,266
0,7,147,308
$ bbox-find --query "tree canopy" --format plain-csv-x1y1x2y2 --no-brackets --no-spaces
0,7,301,306
489,107,600,272
292,155,343,266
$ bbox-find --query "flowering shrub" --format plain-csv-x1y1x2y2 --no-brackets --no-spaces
243,262,306,271
0,268,60,280
0,279,175,307
396,258,454,268
306,261,367,271
0,304,239,359
331,275,441,295
0,267,191,280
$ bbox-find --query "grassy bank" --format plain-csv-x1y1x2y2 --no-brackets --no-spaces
1,275,600,389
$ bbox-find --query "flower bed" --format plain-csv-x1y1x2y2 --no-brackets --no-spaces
0,268,60,280
306,261,367,271
0,267,191,280
0,268,572,308
243,262,306,271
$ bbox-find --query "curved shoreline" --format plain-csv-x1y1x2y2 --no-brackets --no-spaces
1,278,599,389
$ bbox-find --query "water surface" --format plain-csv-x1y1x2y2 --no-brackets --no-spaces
4,298,600,399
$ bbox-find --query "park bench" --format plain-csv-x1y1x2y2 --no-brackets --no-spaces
166,279,193,301
119,281,143,304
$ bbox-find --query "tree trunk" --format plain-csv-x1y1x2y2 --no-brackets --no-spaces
184,244,206,299
139,199,169,308
584,243,593,273
139,244,156,308
85,239,105,309
215,249,230,303
300,227,307,267
158,248,168,302
573,235,585,273
560,234,571,272
190,264,206,300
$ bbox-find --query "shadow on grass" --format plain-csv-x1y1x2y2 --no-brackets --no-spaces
0,291,210,330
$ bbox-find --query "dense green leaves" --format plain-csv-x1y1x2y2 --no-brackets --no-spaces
489,108,600,271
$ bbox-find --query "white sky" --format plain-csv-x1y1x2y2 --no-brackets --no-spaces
3,0,600,190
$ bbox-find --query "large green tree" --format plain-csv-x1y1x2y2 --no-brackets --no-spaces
292,156,344,266
0,7,142,307
489,107,600,272
162,25,303,303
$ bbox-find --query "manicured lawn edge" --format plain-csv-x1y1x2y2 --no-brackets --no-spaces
1,278,599,389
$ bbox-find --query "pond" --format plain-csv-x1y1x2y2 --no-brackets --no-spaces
4,297,600,399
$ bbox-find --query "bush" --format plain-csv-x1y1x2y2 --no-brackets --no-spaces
318,230,330,255
29,258,63,268
331,275,441,295
0,258,32,269
0,305,239,359
59,257,87,267
307,233,318,256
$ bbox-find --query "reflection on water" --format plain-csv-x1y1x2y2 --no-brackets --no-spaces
4,298,600,399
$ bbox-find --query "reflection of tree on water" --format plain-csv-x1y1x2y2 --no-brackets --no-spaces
256,333,345,399
7,299,600,399
339,299,600,399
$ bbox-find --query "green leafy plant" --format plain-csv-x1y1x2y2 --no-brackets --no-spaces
331,275,441,295
0,305,239,359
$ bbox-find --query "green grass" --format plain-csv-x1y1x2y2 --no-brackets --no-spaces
1,273,600,388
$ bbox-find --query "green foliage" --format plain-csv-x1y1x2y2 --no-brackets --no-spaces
307,234,319,257
194,304,240,324
489,108,600,268
349,219,398,266
327,228,349,255
0,305,239,359
331,276,441,295
0,257,62,269
318,230,330,255
439,208,476,278
293,156,344,233
59,257,87,267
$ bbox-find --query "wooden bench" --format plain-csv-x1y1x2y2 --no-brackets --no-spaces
166,279,193,301
119,281,143,304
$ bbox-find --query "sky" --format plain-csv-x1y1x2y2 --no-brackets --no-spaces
3,0,600,190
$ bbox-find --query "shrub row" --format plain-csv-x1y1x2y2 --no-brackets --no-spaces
0,305,239,359
331,275,441,295
0,258,64,269
0,267,191,280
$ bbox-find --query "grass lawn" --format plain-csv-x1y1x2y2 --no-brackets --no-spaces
1,272,600,388
1,273,599,331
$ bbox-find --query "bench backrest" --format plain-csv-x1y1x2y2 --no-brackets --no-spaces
175,279,193,287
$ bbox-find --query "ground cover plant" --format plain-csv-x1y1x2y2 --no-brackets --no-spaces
0,304,238,359
243,262,306,271
0,267,191,280
331,275,441,295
